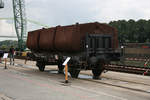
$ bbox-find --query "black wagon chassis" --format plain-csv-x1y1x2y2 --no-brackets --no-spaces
28,33,120,79
85,33,120,62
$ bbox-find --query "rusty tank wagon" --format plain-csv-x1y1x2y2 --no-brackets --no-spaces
27,22,120,79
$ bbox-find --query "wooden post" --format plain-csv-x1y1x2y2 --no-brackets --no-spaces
4,58,7,69
65,64,68,83
24,57,27,64
63,57,71,84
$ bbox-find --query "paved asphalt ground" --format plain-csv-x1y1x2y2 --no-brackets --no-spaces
0,60,150,100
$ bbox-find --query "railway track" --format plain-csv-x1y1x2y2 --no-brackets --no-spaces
13,57,150,78
15,56,150,74
14,57,150,75
105,64,150,76
125,57,149,61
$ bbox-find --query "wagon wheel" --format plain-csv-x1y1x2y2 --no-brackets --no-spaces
36,61,45,72
69,68,80,78
92,62,105,79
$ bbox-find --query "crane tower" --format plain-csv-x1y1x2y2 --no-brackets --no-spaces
12,0,27,51
0,0,4,8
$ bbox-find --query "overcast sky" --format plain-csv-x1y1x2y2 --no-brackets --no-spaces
0,0,150,39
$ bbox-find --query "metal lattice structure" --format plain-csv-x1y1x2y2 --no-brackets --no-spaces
12,0,27,51
0,0,4,8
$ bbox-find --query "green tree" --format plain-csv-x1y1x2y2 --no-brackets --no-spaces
109,19,150,43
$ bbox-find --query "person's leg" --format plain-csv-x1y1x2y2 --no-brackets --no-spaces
12,54,14,65
0,53,2,63
10,54,12,65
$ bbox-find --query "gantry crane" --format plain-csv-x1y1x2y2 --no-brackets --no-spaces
12,0,27,51
1,0,48,51
1,0,26,51
0,0,4,8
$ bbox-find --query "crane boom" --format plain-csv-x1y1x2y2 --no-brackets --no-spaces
12,0,27,51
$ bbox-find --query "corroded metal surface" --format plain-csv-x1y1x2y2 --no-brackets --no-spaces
27,22,118,52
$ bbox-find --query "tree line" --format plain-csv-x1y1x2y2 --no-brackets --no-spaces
0,40,18,50
0,40,26,51
109,19,150,43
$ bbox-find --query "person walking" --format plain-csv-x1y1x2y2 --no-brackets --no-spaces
0,50,3,63
9,46,15,65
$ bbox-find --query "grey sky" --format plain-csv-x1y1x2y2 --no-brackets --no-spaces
0,0,150,38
